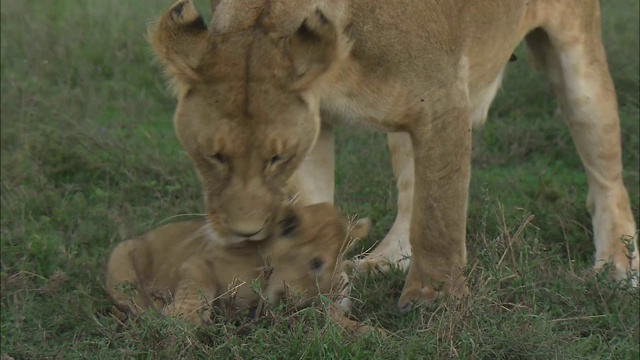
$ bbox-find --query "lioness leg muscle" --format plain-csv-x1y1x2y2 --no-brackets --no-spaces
355,131,413,273
526,5,639,282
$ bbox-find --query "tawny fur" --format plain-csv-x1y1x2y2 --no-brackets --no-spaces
105,203,371,328
148,0,639,311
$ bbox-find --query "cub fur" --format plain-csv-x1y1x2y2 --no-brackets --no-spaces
105,203,370,325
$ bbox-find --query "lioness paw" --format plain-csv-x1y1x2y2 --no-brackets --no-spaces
397,286,442,313
397,279,469,313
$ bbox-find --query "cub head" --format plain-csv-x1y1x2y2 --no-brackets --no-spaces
264,203,370,306
148,0,351,244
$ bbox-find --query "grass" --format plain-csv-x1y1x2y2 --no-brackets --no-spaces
1,0,638,358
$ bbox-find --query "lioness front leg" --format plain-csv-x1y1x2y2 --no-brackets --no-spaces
398,107,472,312
355,132,413,273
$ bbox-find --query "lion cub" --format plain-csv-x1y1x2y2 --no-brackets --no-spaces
106,203,369,325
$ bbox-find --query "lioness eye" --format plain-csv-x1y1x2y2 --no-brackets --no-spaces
268,155,292,168
210,153,228,164
270,155,281,165
310,257,325,273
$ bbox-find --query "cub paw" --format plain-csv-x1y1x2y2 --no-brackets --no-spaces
163,304,212,325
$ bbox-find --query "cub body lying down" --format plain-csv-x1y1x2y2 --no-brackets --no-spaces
106,203,369,325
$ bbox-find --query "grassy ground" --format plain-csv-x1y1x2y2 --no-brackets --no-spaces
1,0,638,358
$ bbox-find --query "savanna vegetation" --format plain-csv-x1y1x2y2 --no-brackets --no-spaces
1,1,638,358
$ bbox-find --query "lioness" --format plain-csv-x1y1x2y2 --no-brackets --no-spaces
148,0,639,311
106,203,371,326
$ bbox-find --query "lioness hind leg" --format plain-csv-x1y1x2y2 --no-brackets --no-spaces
354,132,413,273
526,3,638,284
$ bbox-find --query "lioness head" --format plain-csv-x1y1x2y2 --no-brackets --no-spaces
149,0,350,244
264,202,370,305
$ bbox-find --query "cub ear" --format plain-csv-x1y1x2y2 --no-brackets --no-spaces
148,0,211,95
350,218,371,240
344,218,371,253
288,8,350,90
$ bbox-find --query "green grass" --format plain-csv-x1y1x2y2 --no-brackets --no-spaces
1,0,638,358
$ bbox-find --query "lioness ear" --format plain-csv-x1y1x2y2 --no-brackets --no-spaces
148,0,211,95
289,8,349,90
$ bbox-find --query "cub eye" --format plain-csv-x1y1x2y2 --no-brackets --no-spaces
309,257,325,273
209,153,229,165
280,212,299,236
